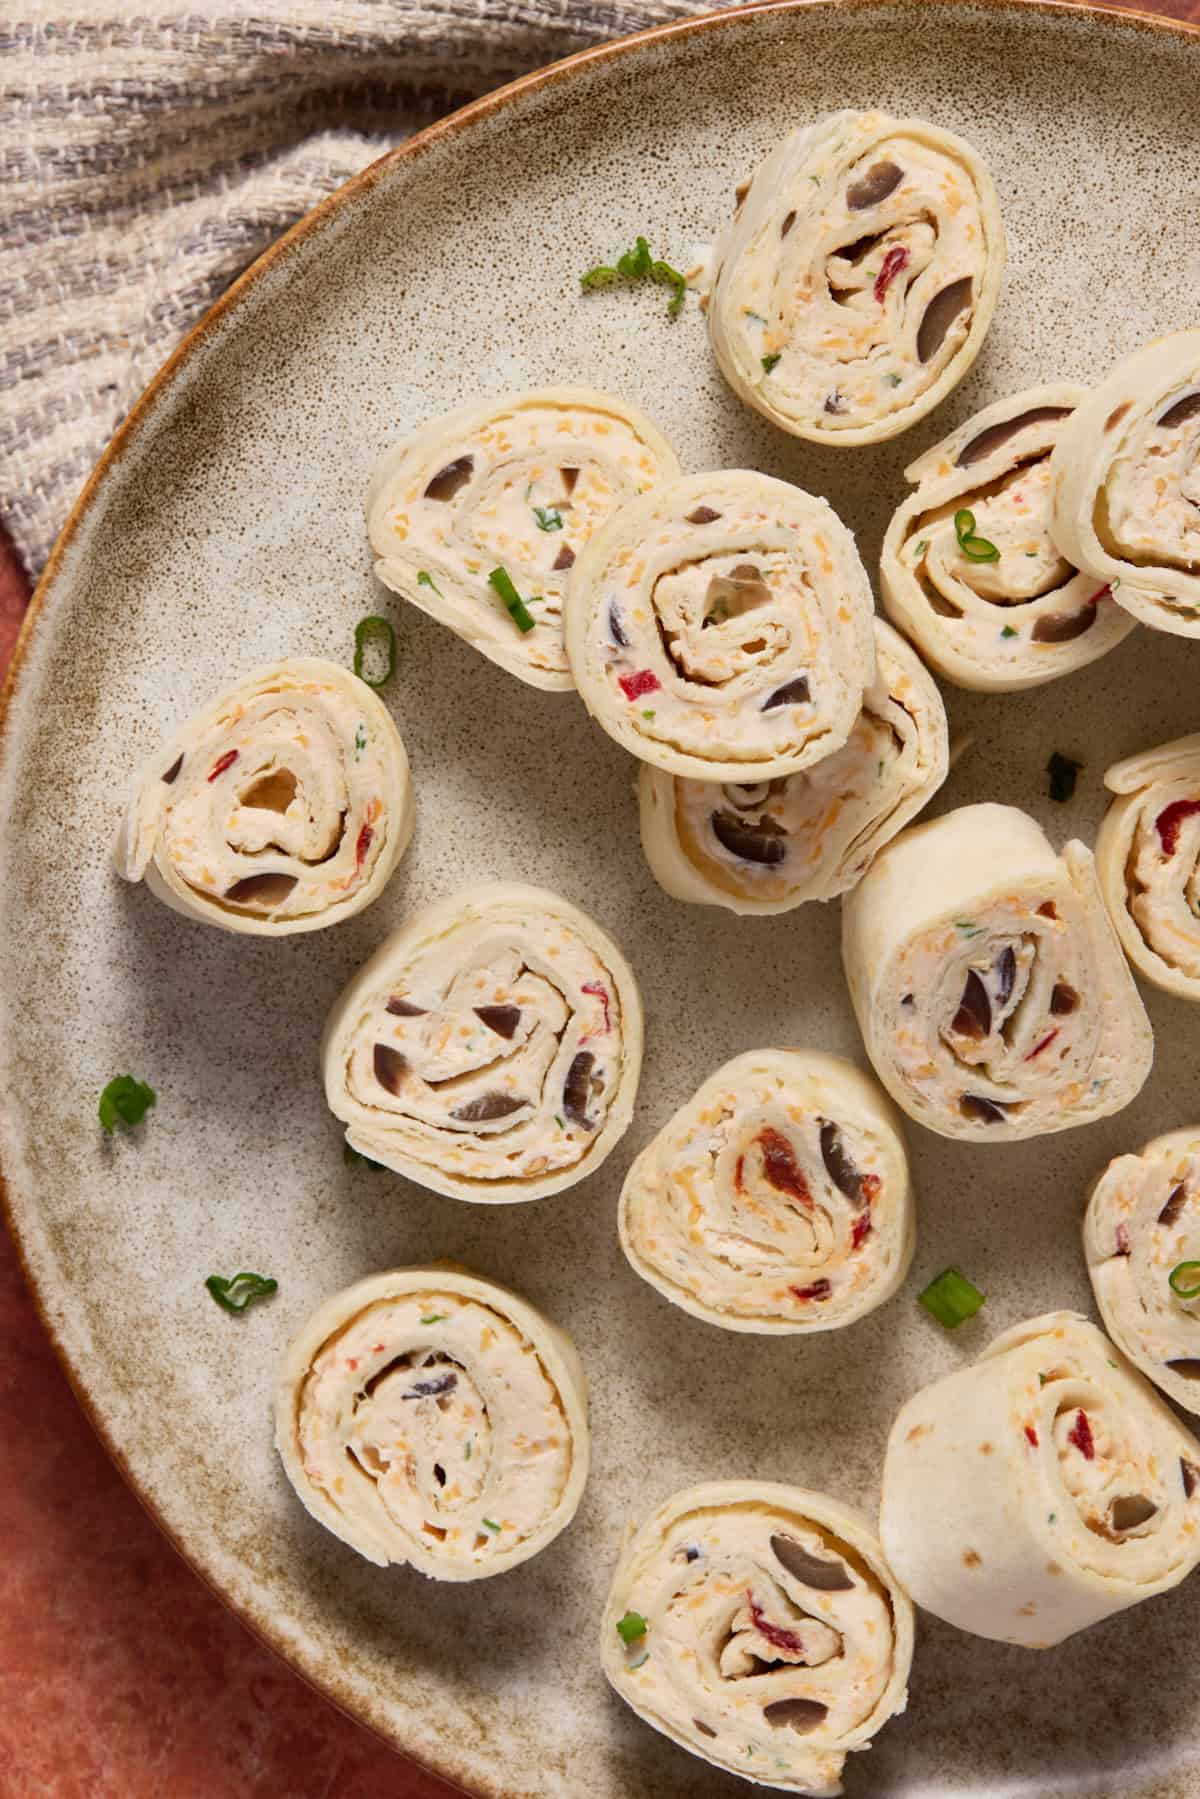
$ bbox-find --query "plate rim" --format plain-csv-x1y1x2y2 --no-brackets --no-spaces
4,0,1200,1791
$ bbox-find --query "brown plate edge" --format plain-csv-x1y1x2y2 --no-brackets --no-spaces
2,1,1199,1793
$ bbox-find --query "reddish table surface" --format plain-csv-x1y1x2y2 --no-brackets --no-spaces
2,3,1199,1791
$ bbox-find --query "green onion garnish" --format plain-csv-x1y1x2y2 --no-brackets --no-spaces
488,567,537,634
761,352,781,374
417,570,444,599
420,1313,447,1325
1047,750,1081,803
98,1075,156,1134
918,1267,985,1329
482,1517,502,1534
1169,1262,1200,1298
581,235,688,318
883,372,903,387
353,615,397,688
953,507,1000,564
205,1271,278,1314
532,506,564,532
616,1610,648,1644
1001,625,1018,639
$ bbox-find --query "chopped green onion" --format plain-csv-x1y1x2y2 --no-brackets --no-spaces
954,919,981,936
883,372,903,387
205,1271,278,1314
465,1438,473,1460
642,709,656,720
488,567,537,634
1169,1261,1200,1299
417,570,444,599
532,506,564,532
953,507,1000,564
616,1610,648,1644
913,538,929,558
1001,625,1018,638
761,352,782,374
354,722,367,758
353,615,397,688
1047,751,1081,803
554,1114,565,1129
420,1313,447,1325
919,1266,985,1329
629,1651,650,1670
482,1517,502,1534
98,1075,156,1134
581,235,688,318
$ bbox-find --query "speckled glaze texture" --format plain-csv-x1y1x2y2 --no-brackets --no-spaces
3,5,1200,1797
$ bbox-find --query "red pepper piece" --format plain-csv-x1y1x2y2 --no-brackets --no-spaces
582,981,611,1032
748,1594,806,1657
1088,584,1111,606
1156,799,1200,856
734,1154,746,1194
207,749,238,782
874,246,910,303
1116,1223,1131,1256
1024,1425,1039,1448
1024,1029,1059,1062
861,1173,882,1205
850,1212,872,1251
618,669,661,702
790,1279,832,1302
759,1128,812,1208
1068,1409,1095,1460
355,823,374,871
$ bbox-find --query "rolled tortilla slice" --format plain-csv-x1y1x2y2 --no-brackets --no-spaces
1095,734,1200,1000
1049,329,1200,636
601,1480,913,1797
276,1266,588,1579
880,1311,1200,1648
1085,1128,1200,1415
367,386,680,689
323,881,643,1202
881,384,1136,691
638,619,947,913
565,470,875,782
620,1050,914,1334
841,803,1153,1141
114,658,413,935
707,109,1004,446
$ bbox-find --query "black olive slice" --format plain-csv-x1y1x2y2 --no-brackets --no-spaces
451,1092,525,1123
474,1004,521,1039
917,277,972,363
960,1093,1008,1125
1158,393,1200,430
710,810,787,866
763,1699,829,1733
223,872,298,908
563,1050,597,1128
386,997,427,1017
1032,607,1096,644
819,1120,862,1200
424,455,473,501
374,1044,408,1094
846,159,903,209
952,970,992,1040
955,407,1072,467
762,676,811,711
770,1533,853,1590
162,753,183,784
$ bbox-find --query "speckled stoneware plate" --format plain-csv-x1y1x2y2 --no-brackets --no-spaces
4,2,1200,1794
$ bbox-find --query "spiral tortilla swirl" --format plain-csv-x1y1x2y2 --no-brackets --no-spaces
565,470,875,782
367,386,680,689
1085,1128,1200,1415
881,384,1135,690
841,803,1153,1141
620,1050,914,1335
114,657,413,935
322,881,643,1202
707,109,1005,445
637,619,946,913
1049,329,1200,636
275,1267,589,1580
600,1480,913,1797
881,1311,1200,1647
1095,733,1200,1001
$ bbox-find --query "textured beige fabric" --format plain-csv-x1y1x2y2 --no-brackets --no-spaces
1,0,712,580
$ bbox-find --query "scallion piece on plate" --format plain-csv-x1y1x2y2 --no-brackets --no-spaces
918,1266,985,1329
488,567,537,634
953,507,1000,564
205,1271,278,1314
353,615,397,688
1169,1261,1200,1299
616,1610,648,1644
98,1075,156,1134
581,235,687,318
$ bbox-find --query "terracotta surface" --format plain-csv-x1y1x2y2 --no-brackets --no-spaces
2,2,1200,1795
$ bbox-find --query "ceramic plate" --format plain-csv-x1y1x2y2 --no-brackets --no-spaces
4,3,1200,1794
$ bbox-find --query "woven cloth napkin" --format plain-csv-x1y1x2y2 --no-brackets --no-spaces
2,0,724,583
